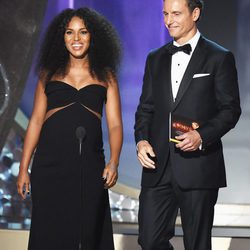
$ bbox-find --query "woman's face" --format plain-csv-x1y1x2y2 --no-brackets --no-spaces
64,16,91,59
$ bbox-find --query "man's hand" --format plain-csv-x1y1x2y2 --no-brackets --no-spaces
137,140,156,169
175,130,202,151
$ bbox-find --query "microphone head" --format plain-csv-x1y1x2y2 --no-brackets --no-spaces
75,126,86,140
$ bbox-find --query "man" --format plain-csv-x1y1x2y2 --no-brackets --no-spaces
134,0,241,249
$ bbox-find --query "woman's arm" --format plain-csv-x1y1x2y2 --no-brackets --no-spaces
103,78,123,189
17,79,47,199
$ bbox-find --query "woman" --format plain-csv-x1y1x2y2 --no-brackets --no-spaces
17,7,123,250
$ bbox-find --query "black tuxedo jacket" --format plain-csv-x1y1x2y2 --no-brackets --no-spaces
134,36,241,189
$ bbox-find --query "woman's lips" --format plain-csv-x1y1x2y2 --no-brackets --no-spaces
72,43,83,50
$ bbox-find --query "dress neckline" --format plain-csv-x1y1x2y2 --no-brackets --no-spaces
48,80,107,92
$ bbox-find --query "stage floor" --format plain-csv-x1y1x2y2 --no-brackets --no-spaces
0,229,250,250
1,203,250,249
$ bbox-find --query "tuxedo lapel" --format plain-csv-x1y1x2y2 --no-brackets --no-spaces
172,37,208,111
159,47,174,108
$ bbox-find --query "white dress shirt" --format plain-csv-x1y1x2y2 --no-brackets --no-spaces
171,31,201,100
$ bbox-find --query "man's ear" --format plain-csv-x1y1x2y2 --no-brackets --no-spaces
192,7,201,22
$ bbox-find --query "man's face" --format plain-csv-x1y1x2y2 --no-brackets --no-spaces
163,0,200,44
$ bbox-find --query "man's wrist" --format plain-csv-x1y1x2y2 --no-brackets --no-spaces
136,140,148,151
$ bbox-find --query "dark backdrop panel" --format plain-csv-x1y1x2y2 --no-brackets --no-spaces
198,0,237,54
237,0,250,102
0,0,48,151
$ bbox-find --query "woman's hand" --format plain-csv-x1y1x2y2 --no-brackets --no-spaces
102,162,118,189
17,171,30,200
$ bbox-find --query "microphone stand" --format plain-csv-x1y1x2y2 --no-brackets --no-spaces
75,126,86,250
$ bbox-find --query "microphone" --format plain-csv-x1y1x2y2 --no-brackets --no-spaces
75,126,86,155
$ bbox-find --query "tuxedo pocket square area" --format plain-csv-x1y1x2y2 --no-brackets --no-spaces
193,73,210,78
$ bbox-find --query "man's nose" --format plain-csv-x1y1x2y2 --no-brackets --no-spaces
166,15,173,25
164,14,173,25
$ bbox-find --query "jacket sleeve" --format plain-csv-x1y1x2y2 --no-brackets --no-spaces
197,51,241,147
134,54,155,144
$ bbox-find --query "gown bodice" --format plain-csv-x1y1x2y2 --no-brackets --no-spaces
45,81,107,115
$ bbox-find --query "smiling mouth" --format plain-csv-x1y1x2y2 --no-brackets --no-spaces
168,26,178,30
72,44,83,49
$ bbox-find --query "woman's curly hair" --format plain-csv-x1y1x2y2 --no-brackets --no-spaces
37,7,121,83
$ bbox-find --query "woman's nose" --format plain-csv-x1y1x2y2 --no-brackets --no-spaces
74,33,79,40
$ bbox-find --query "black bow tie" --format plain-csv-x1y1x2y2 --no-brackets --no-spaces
167,43,192,55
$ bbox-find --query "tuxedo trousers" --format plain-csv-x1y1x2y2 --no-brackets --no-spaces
138,158,218,250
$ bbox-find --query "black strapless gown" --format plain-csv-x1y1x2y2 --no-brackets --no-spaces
28,81,114,250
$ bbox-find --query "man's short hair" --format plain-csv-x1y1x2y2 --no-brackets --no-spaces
186,0,204,15
163,0,204,21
